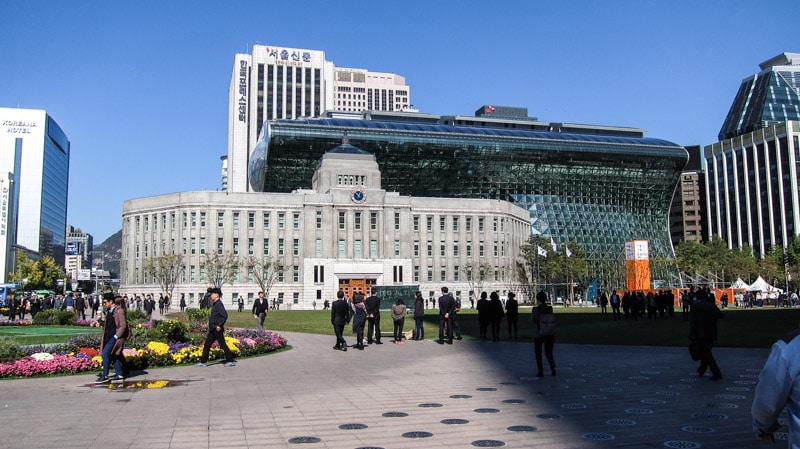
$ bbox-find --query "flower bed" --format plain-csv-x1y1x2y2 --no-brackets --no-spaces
0,322,288,378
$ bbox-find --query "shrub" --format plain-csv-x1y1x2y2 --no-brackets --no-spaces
186,308,210,324
32,309,76,325
0,338,26,363
155,319,190,343
126,309,148,324
65,334,102,353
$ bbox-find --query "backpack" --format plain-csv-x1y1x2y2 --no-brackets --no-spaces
537,306,556,336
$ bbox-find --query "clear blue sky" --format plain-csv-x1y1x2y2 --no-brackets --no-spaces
1,1,798,244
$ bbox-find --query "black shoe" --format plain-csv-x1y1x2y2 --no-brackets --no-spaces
333,345,340,350
375,341,383,345
111,374,124,382
341,346,347,352
446,340,453,344
437,340,444,344
709,375,722,381
536,372,544,378
456,336,462,340
94,376,111,385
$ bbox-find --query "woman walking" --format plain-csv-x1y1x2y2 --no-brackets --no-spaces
391,297,407,344
351,293,367,350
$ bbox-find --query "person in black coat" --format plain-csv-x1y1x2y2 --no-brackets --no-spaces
197,288,235,367
476,292,489,340
364,287,382,344
689,288,724,380
489,291,505,341
505,292,519,339
252,291,269,330
330,290,351,351
437,287,456,344
351,293,367,350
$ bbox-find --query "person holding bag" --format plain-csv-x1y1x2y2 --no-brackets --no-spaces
96,293,129,384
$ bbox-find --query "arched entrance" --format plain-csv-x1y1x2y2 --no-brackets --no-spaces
338,278,377,299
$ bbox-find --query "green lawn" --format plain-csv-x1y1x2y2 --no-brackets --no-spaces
219,306,800,349
0,326,101,345
4,306,798,349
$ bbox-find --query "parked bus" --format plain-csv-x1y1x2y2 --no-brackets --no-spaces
0,284,18,307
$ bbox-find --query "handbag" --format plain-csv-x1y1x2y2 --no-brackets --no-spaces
688,340,702,361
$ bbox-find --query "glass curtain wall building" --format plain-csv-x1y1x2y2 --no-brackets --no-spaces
706,53,800,256
249,118,687,283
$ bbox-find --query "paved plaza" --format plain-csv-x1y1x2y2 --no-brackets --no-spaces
0,331,787,449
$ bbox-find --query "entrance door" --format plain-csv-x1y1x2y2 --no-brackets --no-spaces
338,278,377,299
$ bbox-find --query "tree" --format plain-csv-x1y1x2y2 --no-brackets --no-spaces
674,240,709,286
461,261,493,303
244,256,284,298
561,242,589,305
201,251,240,290
143,253,184,300
726,245,758,283
9,252,64,291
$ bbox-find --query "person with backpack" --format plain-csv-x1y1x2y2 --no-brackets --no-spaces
532,291,557,377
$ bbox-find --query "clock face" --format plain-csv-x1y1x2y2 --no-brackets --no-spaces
351,188,366,204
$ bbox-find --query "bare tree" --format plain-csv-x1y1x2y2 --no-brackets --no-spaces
202,251,240,290
143,253,184,299
461,261,493,302
244,256,284,298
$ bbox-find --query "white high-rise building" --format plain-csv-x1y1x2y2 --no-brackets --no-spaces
227,44,411,193
0,107,70,281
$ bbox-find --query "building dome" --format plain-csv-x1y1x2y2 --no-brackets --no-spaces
326,142,371,155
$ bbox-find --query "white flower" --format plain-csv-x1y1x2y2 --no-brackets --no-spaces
30,352,54,361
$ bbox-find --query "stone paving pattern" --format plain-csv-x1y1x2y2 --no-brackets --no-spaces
0,331,788,448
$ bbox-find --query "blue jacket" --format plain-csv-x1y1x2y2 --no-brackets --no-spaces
752,328,800,448
209,299,228,330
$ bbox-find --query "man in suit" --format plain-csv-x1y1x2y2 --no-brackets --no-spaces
689,288,724,380
252,291,269,330
438,287,456,344
364,287,383,344
330,290,351,351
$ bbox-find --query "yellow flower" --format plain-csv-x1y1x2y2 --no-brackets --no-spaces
146,341,170,356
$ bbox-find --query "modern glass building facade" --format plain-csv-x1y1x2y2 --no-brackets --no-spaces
706,53,800,256
0,108,70,278
719,52,800,141
248,118,688,279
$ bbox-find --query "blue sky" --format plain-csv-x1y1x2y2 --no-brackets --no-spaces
1,1,798,244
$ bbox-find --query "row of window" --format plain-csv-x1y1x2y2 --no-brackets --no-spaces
134,211,512,234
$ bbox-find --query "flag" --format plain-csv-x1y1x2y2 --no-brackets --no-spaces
566,247,572,257
550,237,557,251
537,246,547,257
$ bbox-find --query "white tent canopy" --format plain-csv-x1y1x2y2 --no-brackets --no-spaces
731,278,749,289
746,276,782,293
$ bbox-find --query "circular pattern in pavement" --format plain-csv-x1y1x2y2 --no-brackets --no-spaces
401,431,433,438
507,425,537,432
641,399,667,405
288,436,321,444
502,399,525,404
450,394,473,399
725,386,750,392
682,425,715,433
600,387,623,393
474,408,500,413
706,403,739,409
625,408,654,415
471,440,505,447
690,412,728,420
382,412,408,418
536,413,564,419
560,403,587,409
476,387,497,391
583,432,615,441
338,423,368,430
418,402,443,408
663,441,701,448
657,391,680,396
715,394,746,400
606,419,637,426
583,394,607,400
441,418,470,425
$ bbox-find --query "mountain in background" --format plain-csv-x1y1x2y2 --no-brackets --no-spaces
93,229,121,277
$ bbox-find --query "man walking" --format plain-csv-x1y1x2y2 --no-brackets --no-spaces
330,290,351,351
437,287,455,344
252,291,269,331
96,293,128,384
689,288,724,380
196,288,236,367
365,287,383,345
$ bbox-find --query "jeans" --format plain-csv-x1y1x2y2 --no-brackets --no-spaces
101,338,123,378
414,317,424,340
393,318,404,342
256,313,266,330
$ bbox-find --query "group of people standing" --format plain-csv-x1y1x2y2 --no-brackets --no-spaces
475,291,518,341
